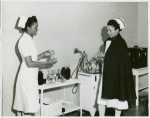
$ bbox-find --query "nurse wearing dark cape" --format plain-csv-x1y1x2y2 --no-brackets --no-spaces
97,18,136,116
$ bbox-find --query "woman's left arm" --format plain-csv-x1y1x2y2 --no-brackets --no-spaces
37,50,50,61
37,52,45,61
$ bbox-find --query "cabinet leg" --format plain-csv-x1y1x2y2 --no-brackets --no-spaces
63,86,65,99
135,75,139,106
40,89,43,116
16,111,23,116
79,83,82,116
90,111,95,117
80,109,82,117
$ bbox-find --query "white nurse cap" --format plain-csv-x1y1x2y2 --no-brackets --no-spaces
115,18,126,29
18,15,28,28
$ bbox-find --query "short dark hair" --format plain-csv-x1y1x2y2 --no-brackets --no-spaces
22,16,37,31
107,19,122,31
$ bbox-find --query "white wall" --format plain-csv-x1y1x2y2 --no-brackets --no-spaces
0,1,1,116
138,2,148,47
137,2,148,92
2,1,145,116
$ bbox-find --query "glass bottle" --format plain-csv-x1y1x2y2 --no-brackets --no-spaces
49,70,53,84
96,62,100,73
53,74,56,83
46,70,50,84
88,62,92,74
84,53,88,73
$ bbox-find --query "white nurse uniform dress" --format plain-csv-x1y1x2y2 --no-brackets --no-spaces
13,33,39,113
97,40,128,110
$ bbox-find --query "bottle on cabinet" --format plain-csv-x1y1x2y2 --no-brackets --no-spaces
61,67,66,78
65,66,71,80
38,71,44,85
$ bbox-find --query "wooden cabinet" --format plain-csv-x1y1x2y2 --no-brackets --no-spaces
78,72,101,116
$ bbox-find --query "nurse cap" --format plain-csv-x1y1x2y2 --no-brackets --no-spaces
115,18,126,29
18,15,28,28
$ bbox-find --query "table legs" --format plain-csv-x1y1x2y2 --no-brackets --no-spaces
16,111,23,116
63,86,65,99
79,83,82,117
89,109,96,117
135,75,139,106
40,89,43,116
39,82,82,116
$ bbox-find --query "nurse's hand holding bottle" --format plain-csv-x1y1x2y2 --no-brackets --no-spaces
38,50,58,69
38,50,53,60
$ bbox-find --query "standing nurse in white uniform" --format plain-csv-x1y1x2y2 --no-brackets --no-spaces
13,15,57,116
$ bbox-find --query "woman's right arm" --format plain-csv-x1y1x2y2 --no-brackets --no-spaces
98,54,105,58
97,51,105,58
24,56,57,68
97,52,105,63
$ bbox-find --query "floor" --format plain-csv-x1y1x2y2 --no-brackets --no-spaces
60,91,149,117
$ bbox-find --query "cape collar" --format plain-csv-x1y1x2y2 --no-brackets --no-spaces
107,33,121,42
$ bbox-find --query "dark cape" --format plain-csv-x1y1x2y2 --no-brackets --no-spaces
101,33,137,102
